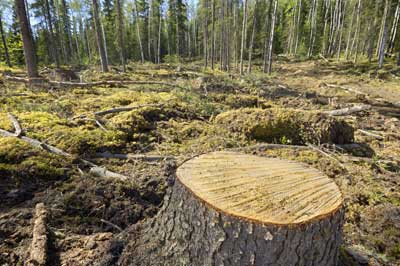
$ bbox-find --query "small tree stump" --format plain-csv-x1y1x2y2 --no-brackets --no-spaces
120,151,344,266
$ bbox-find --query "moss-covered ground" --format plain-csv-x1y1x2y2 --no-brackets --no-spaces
0,59,399,265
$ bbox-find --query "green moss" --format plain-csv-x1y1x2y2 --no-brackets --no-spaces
0,137,71,190
214,108,354,145
210,93,260,109
0,137,34,162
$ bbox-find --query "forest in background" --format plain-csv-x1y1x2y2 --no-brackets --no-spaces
1,0,400,75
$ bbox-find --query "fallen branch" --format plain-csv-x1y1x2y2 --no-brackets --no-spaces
7,112,22,136
324,104,371,116
4,75,184,90
3,75,45,84
306,143,345,168
324,83,365,95
72,103,165,122
89,166,129,181
319,54,329,62
95,151,175,161
358,129,384,140
94,103,164,116
27,203,48,266
0,128,128,181
100,219,123,232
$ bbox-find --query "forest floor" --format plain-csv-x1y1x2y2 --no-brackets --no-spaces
0,58,399,265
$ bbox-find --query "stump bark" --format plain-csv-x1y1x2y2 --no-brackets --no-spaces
119,151,344,266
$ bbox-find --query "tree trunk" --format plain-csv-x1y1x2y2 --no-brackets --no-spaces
43,0,59,67
61,0,74,62
116,0,126,72
388,0,400,54
344,2,355,61
157,6,162,64
352,0,362,64
263,0,273,73
233,2,238,70
148,0,153,62
204,0,209,68
101,23,109,67
211,0,215,70
239,0,248,76
133,0,145,63
15,0,39,78
368,1,380,63
307,0,318,58
247,0,258,74
266,0,278,75
294,0,302,55
379,0,391,68
118,151,344,266
398,49,400,66
0,14,11,67
336,0,346,61
92,0,108,72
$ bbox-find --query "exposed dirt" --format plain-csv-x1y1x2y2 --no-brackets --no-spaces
0,59,399,265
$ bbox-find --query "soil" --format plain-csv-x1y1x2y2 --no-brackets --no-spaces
0,59,399,265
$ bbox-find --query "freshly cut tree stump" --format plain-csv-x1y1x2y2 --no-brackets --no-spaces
118,151,344,266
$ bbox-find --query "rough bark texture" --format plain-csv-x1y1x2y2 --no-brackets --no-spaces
27,203,48,266
15,0,39,78
118,178,344,266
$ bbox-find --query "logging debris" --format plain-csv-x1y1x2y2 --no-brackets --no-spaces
3,75,184,90
0,114,129,181
27,203,48,266
325,104,371,116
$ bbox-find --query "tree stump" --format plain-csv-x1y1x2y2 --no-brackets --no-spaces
119,151,344,266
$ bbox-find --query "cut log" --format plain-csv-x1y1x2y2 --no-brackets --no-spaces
27,203,48,266
325,104,371,116
119,151,344,266
3,75,183,90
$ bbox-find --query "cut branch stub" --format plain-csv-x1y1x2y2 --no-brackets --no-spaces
120,151,344,266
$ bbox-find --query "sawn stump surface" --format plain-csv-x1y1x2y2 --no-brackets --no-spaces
177,151,343,225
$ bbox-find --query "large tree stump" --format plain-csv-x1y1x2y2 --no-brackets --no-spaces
119,151,344,266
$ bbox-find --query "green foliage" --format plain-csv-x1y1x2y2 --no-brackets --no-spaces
6,10,24,66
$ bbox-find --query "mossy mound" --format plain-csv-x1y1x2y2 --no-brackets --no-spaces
110,103,199,139
0,137,72,207
2,111,127,156
209,93,261,108
214,108,354,145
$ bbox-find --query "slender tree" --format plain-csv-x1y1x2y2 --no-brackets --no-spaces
0,13,11,67
211,0,215,69
115,0,126,71
247,0,258,73
44,0,59,67
15,0,38,77
379,0,391,68
266,0,278,74
239,0,248,76
133,0,145,63
92,0,108,72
